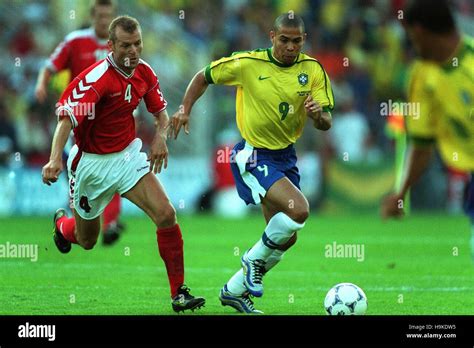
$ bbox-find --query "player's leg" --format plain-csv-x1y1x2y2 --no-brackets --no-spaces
102,193,123,246
223,197,299,299
122,172,205,312
241,177,308,297
53,141,132,252
261,202,298,270
221,180,307,311
221,141,306,311
53,208,101,251
222,181,307,305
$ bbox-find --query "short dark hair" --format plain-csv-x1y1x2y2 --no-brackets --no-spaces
273,12,305,33
404,0,456,34
90,0,115,16
108,15,141,42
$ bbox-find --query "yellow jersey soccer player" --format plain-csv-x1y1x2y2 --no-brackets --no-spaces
381,0,474,259
171,13,334,313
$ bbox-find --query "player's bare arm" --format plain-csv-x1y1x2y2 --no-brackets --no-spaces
35,67,54,103
42,117,73,185
304,95,332,131
171,69,209,139
381,144,434,219
149,109,170,174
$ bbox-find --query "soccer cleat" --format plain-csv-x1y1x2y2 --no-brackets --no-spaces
219,285,263,314
241,250,266,297
102,222,121,246
171,285,206,313
52,208,71,254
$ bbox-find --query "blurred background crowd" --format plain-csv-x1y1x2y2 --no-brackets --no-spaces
0,0,473,216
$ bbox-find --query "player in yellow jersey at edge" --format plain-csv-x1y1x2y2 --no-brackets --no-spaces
170,13,334,313
381,0,474,261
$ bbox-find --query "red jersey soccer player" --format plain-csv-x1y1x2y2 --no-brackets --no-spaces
35,0,124,246
41,16,205,312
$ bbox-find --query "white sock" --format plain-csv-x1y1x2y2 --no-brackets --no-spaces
247,212,304,261
226,269,246,295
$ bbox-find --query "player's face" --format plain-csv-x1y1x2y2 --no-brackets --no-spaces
92,5,114,39
405,25,436,60
109,28,143,73
270,26,306,65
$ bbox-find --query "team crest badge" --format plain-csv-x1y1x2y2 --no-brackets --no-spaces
298,73,309,86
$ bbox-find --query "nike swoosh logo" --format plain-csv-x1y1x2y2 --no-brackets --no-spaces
258,76,271,80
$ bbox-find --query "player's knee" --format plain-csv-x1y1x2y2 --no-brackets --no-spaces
289,206,309,224
82,240,97,250
155,204,177,228
75,225,99,250
78,236,97,250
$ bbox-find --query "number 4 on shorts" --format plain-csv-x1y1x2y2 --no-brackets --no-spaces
257,165,268,177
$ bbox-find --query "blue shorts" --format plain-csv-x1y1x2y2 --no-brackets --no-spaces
230,140,300,205
464,173,474,222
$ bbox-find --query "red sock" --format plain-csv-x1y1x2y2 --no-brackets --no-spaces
102,193,121,232
56,216,78,244
157,224,184,298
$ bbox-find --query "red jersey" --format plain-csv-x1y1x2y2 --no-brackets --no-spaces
47,27,109,79
56,53,167,155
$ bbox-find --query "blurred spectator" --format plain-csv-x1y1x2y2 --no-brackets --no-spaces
1,0,471,216
9,22,36,57
15,103,50,167
446,168,470,215
0,101,18,167
328,81,381,164
198,128,250,217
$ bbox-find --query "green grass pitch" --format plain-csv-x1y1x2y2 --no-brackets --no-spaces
0,213,473,315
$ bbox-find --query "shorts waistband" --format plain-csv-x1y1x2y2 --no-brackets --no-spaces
241,140,294,155
82,138,141,159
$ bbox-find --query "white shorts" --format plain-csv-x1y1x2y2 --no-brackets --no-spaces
67,138,149,220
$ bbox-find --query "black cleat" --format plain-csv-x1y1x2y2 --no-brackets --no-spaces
52,208,71,254
102,222,121,246
171,285,206,313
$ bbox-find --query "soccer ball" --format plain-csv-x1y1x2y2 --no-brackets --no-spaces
324,283,368,315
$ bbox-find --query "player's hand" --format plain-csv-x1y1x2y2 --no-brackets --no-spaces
170,109,190,140
35,83,48,104
42,159,63,186
304,95,322,121
381,193,405,219
149,134,168,174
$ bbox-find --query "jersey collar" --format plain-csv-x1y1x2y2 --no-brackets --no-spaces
267,48,299,68
106,52,135,78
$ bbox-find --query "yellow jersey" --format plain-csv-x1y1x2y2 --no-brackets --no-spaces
407,35,474,171
205,48,335,150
